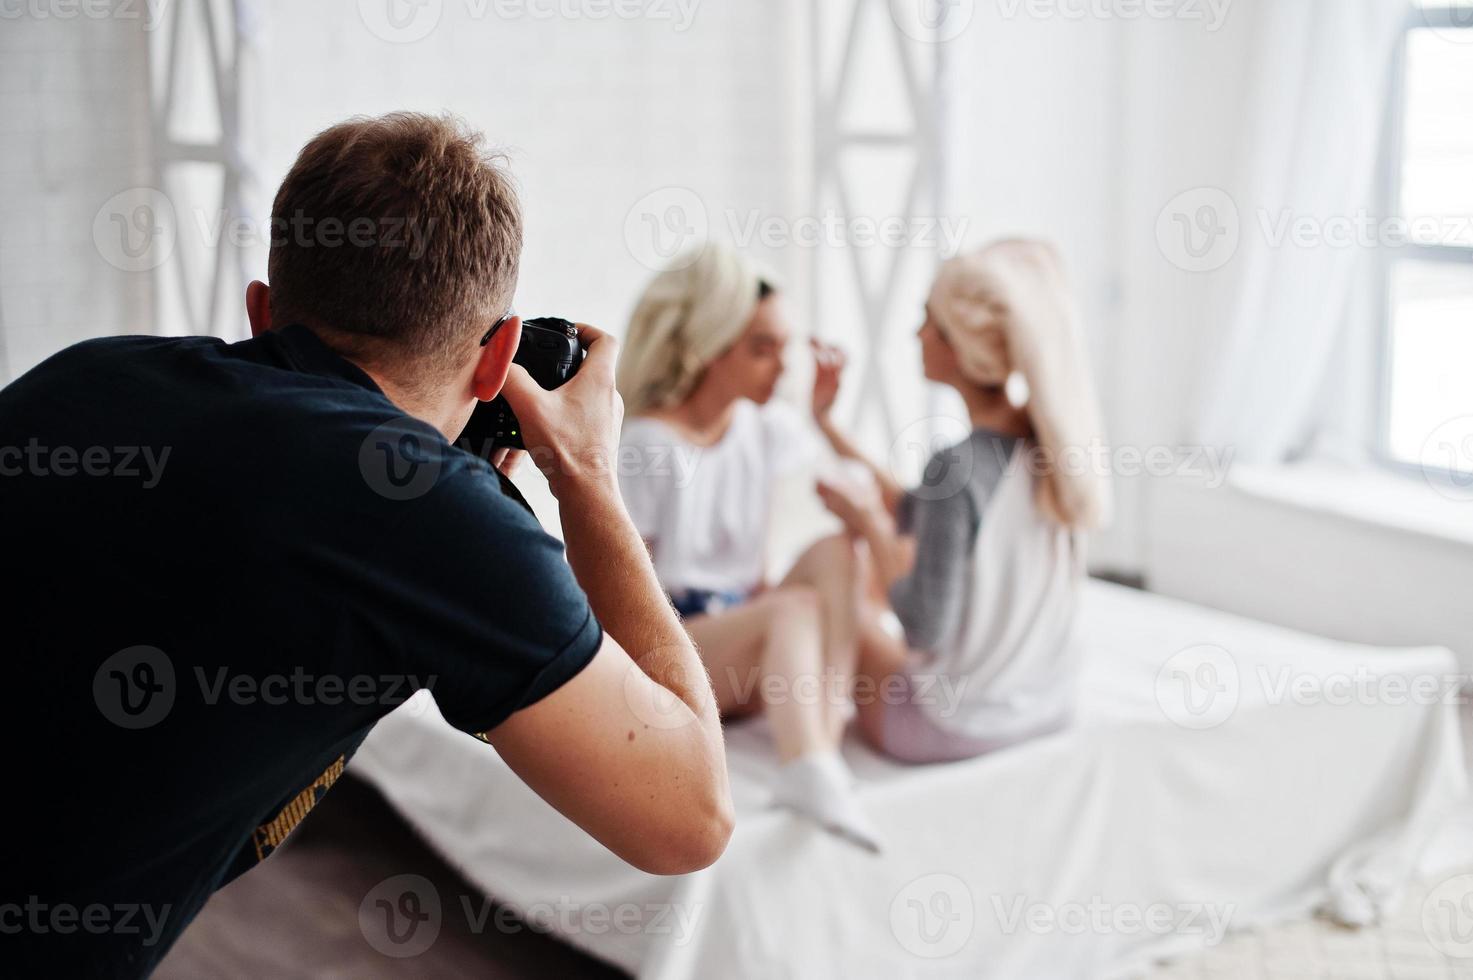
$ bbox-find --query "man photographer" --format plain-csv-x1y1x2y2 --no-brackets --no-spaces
0,112,733,976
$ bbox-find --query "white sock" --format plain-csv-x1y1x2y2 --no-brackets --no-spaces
770,750,883,853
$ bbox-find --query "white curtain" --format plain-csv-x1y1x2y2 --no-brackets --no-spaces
1192,0,1410,464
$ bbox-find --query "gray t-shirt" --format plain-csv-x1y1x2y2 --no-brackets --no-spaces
889,428,1022,653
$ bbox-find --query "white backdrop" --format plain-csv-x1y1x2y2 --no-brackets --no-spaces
5,0,1460,616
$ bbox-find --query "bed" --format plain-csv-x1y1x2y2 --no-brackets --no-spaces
350,581,1470,979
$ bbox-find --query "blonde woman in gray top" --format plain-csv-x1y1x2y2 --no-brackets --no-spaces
814,240,1111,764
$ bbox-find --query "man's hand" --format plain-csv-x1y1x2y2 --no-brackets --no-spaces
490,447,526,479
499,323,623,497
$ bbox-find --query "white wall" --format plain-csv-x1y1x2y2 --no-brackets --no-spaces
248,0,807,345
6,2,1461,663
239,0,810,520
0,14,154,382
1098,6,1260,572
1100,0,1471,666
1149,469,1473,669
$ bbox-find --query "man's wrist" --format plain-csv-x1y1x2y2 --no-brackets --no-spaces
540,446,620,500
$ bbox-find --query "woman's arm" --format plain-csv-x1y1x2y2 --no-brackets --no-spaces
817,475,976,654
810,340,906,516
815,478,914,590
884,490,976,654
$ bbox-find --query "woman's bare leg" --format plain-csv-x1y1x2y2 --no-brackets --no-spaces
779,533,864,742
686,578,883,850
684,587,828,763
853,600,911,754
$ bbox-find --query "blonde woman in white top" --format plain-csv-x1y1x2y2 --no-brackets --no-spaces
617,244,880,851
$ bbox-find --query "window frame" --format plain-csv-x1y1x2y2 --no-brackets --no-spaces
1376,4,1473,483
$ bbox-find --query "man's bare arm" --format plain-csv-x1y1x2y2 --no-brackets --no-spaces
484,326,732,875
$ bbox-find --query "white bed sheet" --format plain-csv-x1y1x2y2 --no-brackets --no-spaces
351,582,1470,979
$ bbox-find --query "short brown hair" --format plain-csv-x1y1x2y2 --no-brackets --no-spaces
267,112,522,379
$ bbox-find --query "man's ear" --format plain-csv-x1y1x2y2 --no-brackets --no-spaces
246,281,271,337
472,316,522,401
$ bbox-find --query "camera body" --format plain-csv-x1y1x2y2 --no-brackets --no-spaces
459,316,584,454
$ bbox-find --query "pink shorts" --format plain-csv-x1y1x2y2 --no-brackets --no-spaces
875,672,1070,765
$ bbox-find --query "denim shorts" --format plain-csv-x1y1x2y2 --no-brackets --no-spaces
667,588,750,620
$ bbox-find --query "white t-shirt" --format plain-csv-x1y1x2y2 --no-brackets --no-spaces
618,399,816,594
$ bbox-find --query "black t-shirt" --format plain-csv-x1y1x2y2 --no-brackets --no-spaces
0,325,602,976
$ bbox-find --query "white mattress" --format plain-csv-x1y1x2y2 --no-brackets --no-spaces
351,582,1470,979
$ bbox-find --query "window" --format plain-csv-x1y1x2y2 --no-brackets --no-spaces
1381,3,1473,484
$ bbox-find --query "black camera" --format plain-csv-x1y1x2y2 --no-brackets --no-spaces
457,316,584,454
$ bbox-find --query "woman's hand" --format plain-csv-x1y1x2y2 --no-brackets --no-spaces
816,470,882,536
810,338,846,424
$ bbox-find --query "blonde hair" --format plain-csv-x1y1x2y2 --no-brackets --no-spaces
617,245,765,416
929,240,1111,530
